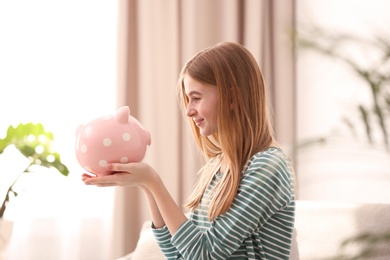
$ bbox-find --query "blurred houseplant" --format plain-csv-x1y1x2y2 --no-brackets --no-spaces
0,123,69,219
294,25,390,259
295,25,390,151
334,231,390,259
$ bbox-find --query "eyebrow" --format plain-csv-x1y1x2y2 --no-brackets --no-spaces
186,90,202,97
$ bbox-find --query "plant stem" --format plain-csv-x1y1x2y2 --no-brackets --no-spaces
0,170,26,219
0,186,12,218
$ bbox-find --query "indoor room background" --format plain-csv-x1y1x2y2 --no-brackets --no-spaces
0,0,389,259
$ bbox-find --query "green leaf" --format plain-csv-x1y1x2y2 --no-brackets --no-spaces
0,123,69,176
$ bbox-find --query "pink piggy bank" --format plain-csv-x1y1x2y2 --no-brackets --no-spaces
75,106,151,176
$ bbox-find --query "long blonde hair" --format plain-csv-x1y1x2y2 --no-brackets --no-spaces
178,42,274,221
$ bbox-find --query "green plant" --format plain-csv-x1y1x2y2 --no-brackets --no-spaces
329,231,390,260
292,25,390,259
0,123,69,218
295,25,390,151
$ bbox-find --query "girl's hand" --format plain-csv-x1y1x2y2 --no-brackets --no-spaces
82,162,158,188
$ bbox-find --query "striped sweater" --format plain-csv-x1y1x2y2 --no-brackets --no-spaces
152,147,295,259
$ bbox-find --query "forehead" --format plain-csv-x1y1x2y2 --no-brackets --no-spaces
183,75,216,96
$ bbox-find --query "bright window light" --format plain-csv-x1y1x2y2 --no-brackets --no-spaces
1,1,118,258
0,0,118,218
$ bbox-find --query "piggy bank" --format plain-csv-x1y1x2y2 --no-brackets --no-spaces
75,106,151,176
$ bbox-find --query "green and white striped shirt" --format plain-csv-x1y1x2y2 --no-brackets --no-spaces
153,147,295,259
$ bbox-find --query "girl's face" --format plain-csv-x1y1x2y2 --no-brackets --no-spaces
184,75,219,136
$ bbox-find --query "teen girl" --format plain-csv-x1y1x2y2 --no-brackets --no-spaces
82,42,296,259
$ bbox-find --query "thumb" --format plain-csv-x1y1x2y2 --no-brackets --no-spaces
106,163,126,171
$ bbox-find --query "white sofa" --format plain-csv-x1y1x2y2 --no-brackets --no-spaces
118,200,390,260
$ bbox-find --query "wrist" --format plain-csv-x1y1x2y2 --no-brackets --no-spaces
142,165,162,192
147,173,164,197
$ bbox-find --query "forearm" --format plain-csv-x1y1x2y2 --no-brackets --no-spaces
148,175,188,235
140,186,165,228
84,162,188,235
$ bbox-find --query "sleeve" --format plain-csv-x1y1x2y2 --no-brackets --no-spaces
168,151,294,260
152,224,183,260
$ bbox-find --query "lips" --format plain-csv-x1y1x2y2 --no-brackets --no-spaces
194,118,203,126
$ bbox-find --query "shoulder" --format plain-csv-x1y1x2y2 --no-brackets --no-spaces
242,147,293,181
246,147,290,170
237,147,295,207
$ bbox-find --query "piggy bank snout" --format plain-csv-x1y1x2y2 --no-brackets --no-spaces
145,130,151,146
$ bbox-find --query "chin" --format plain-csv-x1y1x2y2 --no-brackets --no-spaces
199,130,210,136
200,128,216,137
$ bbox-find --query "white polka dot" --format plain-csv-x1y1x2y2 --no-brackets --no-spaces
99,160,107,167
122,133,131,141
120,157,129,163
81,145,88,153
103,138,112,146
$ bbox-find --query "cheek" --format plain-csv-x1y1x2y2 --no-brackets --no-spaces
205,107,218,128
211,100,219,120
211,109,218,122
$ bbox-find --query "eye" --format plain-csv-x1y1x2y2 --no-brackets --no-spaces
188,96,200,104
186,93,201,104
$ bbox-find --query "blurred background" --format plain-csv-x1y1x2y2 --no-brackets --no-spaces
0,0,389,259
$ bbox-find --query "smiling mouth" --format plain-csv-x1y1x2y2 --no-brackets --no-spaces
194,119,203,126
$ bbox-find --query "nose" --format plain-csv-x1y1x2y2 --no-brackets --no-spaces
186,105,196,117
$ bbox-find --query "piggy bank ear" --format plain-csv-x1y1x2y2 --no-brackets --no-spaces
115,106,131,124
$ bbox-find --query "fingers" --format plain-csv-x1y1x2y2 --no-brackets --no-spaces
87,182,118,187
106,162,130,172
81,173,95,182
82,173,95,177
84,175,112,185
83,172,129,186
107,162,146,173
81,163,149,187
